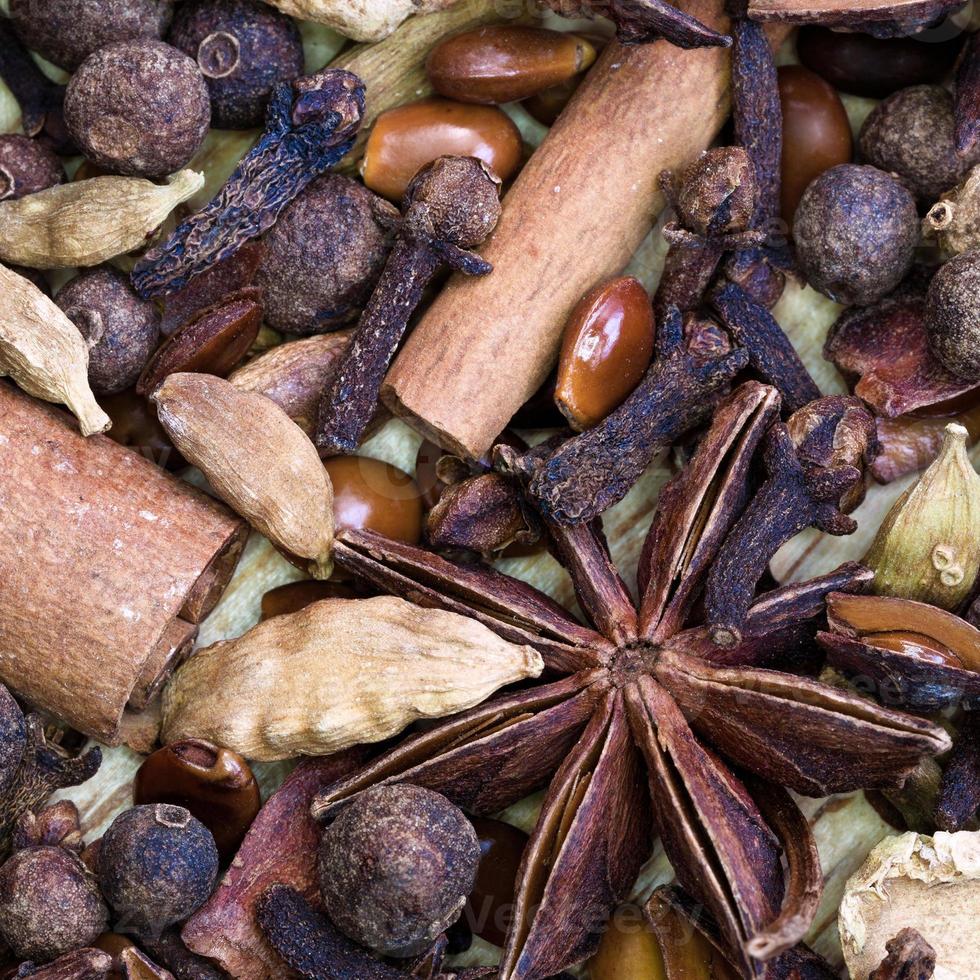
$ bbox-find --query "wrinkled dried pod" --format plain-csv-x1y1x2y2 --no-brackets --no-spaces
0,846,109,962
859,85,980,205
925,249,980,382
98,805,219,935
0,263,110,436
0,170,204,269
0,135,64,201
924,165,980,258
161,595,542,760
65,41,211,179
8,0,174,71
153,373,334,577
228,330,353,433
168,0,304,130
317,785,479,957
839,832,980,979
56,267,161,396
794,164,919,306
864,423,980,609
255,174,390,335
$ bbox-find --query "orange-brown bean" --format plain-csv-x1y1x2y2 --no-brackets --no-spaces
361,98,523,202
555,276,655,431
427,26,596,105
260,579,365,620
778,65,853,228
324,455,423,544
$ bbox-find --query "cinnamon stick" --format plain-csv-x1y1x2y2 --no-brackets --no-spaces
382,1,788,459
0,382,247,744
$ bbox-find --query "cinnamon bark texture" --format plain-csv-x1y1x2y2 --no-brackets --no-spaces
746,0,964,36
0,382,247,743
382,3,789,460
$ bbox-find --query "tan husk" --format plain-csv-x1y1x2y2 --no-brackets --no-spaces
863,423,980,609
839,831,980,979
0,263,110,435
0,170,204,269
263,0,459,41
161,595,544,760
152,372,334,578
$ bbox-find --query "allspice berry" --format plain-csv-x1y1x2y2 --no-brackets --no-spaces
318,785,480,958
926,249,980,381
794,164,919,306
8,0,173,72
0,683,25,798
859,86,980,205
98,804,219,935
65,40,211,179
56,267,161,396
0,135,64,201
255,174,391,335
168,0,304,130
0,846,109,962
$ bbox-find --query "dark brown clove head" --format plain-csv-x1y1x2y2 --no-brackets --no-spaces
673,146,757,238
12,801,84,854
402,156,502,250
291,68,364,133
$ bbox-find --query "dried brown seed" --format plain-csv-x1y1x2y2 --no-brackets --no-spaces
361,98,522,201
161,595,543,760
65,40,211,179
0,170,204,269
924,164,980,259
426,26,596,105
317,785,480,957
254,174,391,335
925,249,980,381
0,135,64,201
8,0,173,71
152,372,335,578
0,262,111,436
102,389,185,470
55,267,161,396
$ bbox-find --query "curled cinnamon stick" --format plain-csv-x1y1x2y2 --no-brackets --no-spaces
382,1,789,459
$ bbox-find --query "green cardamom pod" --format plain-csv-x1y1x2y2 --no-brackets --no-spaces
864,422,980,608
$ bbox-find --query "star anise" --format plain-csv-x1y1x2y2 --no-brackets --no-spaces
311,380,950,979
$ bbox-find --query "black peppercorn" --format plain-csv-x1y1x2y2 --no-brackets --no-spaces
0,684,25,798
793,163,919,306
859,85,980,205
8,0,174,72
56,267,161,396
168,0,304,131
64,40,211,179
317,785,480,958
255,174,391,335
0,135,64,201
0,846,109,962
926,248,980,381
98,804,219,936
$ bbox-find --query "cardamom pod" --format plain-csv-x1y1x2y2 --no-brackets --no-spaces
152,372,334,578
0,263,110,436
923,164,980,258
161,595,544,760
864,422,980,609
0,170,204,269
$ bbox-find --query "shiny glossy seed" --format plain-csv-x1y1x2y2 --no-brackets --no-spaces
134,739,260,863
555,276,655,431
102,389,184,471
361,98,523,201
415,439,448,511
778,65,853,227
870,630,964,669
587,906,667,980
466,817,528,947
324,456,424,543
797,26,963,99
426,26,596,105
260,579,364,620
523,77,579,126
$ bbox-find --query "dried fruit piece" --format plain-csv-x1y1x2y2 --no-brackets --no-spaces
361,99,522,201
794,164,919,306
325,456,424,544
427,26,597,105
152,373,335,578
168,0,304,130
65,40,211,179
0,263,111,436
555,276,655,431
318,785,480,957
55,267,161,397
0,170,204,270
869,928,936,980
864,423,980,609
